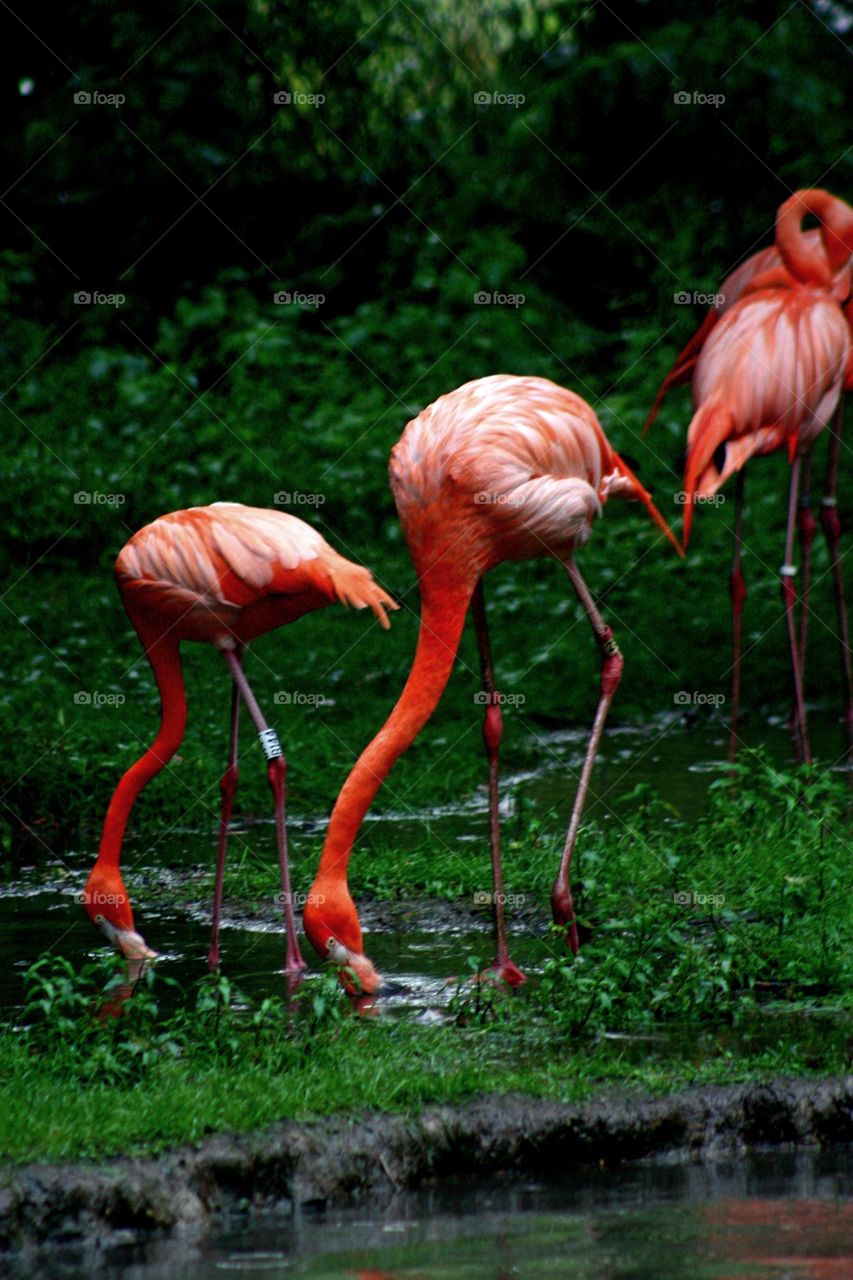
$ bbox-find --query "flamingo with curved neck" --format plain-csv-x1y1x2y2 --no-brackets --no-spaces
304,374,681,993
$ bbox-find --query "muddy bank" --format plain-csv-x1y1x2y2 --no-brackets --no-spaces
1,1076,851,1254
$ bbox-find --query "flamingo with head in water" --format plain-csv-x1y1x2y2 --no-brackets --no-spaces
303,374,681,993
82,502,395,979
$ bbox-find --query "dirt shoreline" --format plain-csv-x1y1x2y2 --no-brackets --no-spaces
1,1075,851,1254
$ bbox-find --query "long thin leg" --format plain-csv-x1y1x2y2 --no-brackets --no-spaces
820,399,853,757
781,456,811,765
470,581,525,987
552,558,624,954
208,656,242,971
728,470,747,765
221,648,307,978
796,449,816,673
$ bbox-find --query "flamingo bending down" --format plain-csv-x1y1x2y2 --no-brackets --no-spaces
677,192,853,763
303,374,681,993
647,190,853,757
83,502,395,978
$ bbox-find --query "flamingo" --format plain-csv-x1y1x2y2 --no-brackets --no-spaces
647,189,853,759
82,502,395,979
674,192,853,763
302,374,681,994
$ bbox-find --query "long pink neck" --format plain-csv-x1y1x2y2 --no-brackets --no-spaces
95,611,187,871
775,189,846,287
315,573,475,884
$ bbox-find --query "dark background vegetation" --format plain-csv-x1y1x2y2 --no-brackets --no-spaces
2,0,853,865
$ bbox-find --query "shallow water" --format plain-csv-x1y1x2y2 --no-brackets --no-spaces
10,1150,853,1280
1,711,850,1021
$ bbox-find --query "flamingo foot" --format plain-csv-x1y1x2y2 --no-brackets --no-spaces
491,958,527,987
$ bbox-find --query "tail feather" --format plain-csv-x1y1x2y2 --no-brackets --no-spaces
681,400,734,548
325,556,397,629
607,452,684,557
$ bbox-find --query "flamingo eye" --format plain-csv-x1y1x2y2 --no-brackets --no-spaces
94,913,104,925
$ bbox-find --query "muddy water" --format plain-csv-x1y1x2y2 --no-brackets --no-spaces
1,712,848,1020
10,1150,852,1280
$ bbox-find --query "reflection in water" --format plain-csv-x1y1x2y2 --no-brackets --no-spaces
4,1151,849,1280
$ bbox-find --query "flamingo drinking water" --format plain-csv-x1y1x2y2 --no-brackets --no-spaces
303,374,681,993
83,502,395,979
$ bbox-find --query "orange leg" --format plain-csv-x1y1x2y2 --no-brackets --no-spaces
552,558,623,953
820,400,853,757
221,649,307,980
208,657,242,971
781,457,811,765
471,581,525,986
728,470,747,765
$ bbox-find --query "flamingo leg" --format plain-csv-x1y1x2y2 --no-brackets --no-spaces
820,400,853,757
781,456,812,765
552,558,624,953
208,653,242,971
728,470,747,765
221,649,307,979
470,581,525,987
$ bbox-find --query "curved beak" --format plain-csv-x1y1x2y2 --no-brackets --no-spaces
328,939,382,994
99,918,159,961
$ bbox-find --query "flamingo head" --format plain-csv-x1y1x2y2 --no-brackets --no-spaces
303,882,382,995
82,865,158,961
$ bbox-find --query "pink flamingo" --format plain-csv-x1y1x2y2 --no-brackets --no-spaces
675,192,853,762
83,502,395,979
647,190,853,758
303,375,681,993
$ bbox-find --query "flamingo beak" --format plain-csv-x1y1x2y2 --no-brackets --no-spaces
327,938,383,994
97,917,159,961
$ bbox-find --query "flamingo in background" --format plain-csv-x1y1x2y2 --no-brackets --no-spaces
303,374,682,993
83,502,395,979
673,191,853,763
